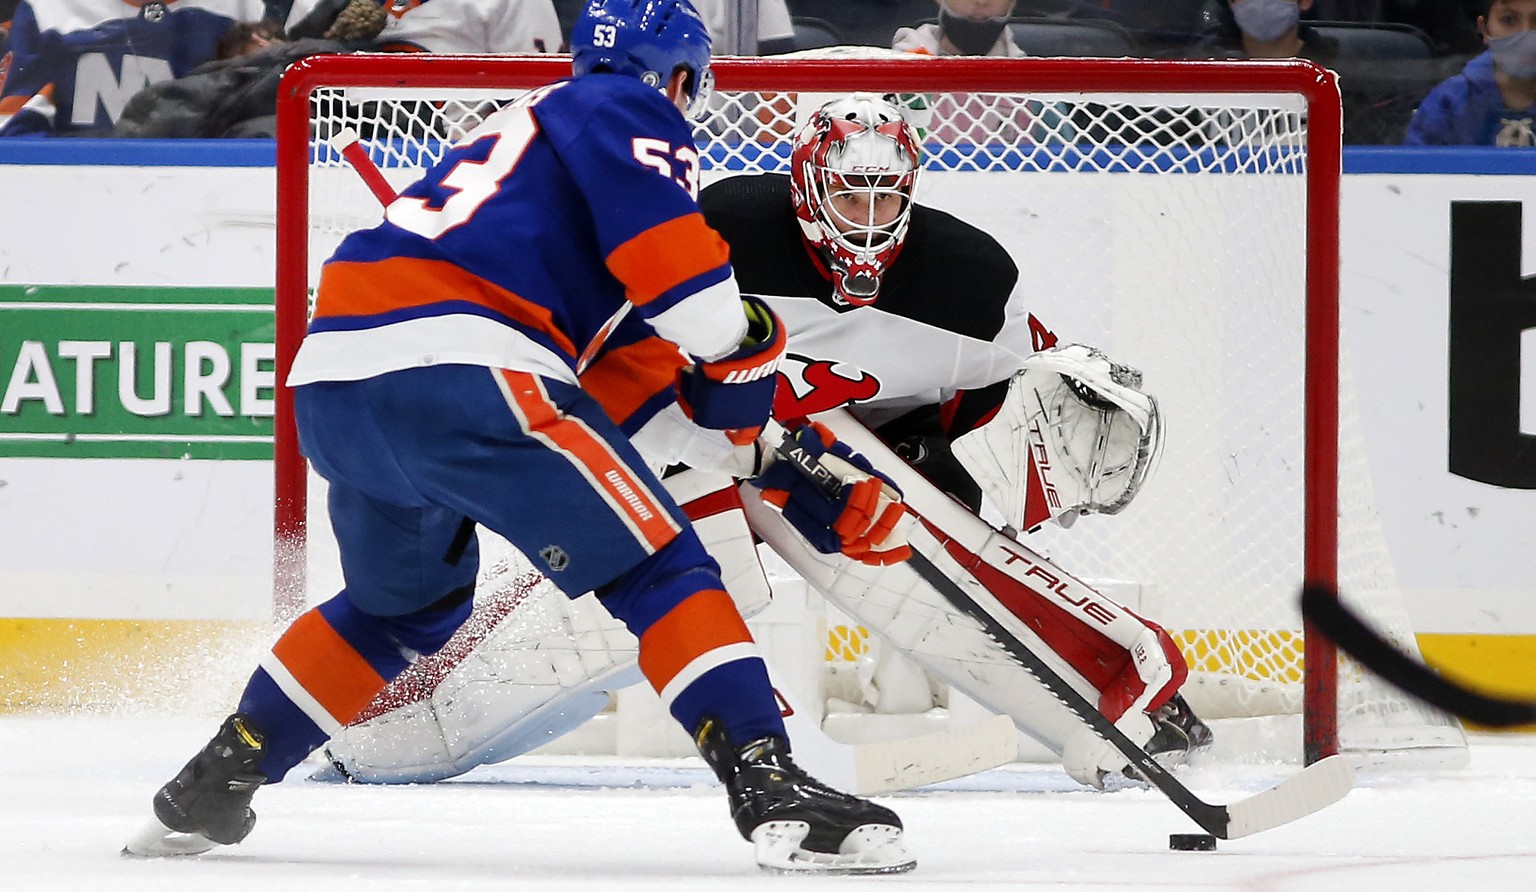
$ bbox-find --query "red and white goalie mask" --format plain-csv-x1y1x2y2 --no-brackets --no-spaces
790,94,921,306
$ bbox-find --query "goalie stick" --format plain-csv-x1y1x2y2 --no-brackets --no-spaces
1301,585,1536,728
318,135,1019,793
766,421,1355,839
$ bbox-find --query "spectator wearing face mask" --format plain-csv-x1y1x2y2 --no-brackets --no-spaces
1199,0,1339,64
893,2,1047,147
894,0,1026,58
1406,0,1536,146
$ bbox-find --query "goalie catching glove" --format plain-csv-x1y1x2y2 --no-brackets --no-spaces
953,343,1163,533
751,422,913,566
676,295,787,445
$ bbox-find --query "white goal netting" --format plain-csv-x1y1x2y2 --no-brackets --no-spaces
284,54,1466,768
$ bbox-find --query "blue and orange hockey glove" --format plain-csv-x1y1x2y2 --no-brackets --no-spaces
676,295,787,445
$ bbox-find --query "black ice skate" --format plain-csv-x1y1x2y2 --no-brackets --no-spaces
1127,693,1214,783
695,718,915,875
122,714,268,857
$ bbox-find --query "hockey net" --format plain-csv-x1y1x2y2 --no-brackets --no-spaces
274,52,1466,769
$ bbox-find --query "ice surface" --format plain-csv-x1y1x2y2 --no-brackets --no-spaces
7,714,1536,890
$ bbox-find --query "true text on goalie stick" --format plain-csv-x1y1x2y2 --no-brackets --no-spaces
763,421,1356,840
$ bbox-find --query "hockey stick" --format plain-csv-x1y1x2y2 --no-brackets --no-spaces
329,128,400,205
1301,585,1536,727
766,423,1355,839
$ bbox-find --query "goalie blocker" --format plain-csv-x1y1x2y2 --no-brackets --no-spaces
320,353,1198,788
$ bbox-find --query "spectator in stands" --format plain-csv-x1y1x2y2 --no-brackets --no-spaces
893,2,1045,146
215,19,286,60
694,0,795,54
0,0,15,54
1197,0,1339,64
1406,0,1536,146
113,10,380,139
0,0,271,137
893,0,1026,56
284,0,562,53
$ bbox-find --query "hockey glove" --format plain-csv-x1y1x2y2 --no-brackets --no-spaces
677,295,787,445
751,422,913,566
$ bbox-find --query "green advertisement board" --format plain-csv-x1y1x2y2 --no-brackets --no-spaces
0,285,276,460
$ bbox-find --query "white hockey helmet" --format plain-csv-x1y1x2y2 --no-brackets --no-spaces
789,93,922,306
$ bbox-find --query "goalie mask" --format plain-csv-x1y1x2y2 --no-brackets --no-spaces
790,94,921,306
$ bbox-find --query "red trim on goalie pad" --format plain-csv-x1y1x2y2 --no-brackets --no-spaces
350,572,546,723
927,521,1182,718
678,485,746,522
637,588,755,692
1022,446,1058,532
272,610,389,725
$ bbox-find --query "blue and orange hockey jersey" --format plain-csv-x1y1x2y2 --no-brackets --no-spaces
289,73,745,428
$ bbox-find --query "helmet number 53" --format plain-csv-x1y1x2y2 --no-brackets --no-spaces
592,24,618,47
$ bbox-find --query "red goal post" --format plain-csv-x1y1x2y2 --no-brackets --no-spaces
272,54,1459,769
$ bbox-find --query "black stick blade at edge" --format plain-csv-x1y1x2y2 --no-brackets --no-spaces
1301,585,1536,728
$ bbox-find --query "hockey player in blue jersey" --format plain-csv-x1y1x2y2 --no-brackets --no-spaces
122,0,916,874
0,0,270,136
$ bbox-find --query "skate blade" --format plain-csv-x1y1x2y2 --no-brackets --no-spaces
752,821,917,875
121,816,220,858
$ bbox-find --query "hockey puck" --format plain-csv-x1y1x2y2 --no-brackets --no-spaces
1168,833,1217,851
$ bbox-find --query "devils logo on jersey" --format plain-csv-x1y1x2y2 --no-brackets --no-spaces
773,355,882,420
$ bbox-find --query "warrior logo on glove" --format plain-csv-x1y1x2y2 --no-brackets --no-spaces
676,295,788,445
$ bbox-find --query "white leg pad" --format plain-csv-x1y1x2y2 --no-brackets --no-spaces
319,469,771,784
